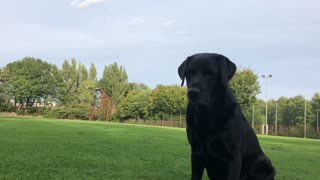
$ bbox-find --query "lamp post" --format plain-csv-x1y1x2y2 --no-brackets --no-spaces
262,74,272,135
316,109,319,133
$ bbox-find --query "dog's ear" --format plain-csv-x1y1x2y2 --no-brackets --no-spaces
178,56,191,86
219,55,236,86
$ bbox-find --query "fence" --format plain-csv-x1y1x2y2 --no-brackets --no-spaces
253,124,320,139
123,119,320,139
124,119,186,128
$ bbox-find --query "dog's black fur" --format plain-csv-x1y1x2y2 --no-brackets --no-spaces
178,53,276,180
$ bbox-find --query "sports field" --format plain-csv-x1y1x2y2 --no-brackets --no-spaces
0,116,319,179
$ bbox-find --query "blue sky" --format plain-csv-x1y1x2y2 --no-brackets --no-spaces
0,0,319,100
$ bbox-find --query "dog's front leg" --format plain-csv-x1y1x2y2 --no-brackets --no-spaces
191,153,205,180
206,152,242,180
227,152,241,180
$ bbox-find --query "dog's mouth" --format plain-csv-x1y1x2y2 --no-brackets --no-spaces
187,88,213,106
188,103,210,114
188,96,210,106
188,100,209,108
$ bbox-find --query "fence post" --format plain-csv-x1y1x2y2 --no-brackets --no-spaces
316,109,319,133
179,110,182,128
252,104,255,129
161,115,163,127
170,111,172,127
304,100,307,138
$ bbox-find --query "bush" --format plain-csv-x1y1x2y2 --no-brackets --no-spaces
46,105,91,120
25,107,38,114
36,107,50,116
0,103,15,112
16,109,25,115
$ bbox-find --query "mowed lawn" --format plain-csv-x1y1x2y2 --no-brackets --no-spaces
0,116,320,180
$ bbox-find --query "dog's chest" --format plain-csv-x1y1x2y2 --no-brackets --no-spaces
191,132,236,163
187,105,238,161
187,105,222,132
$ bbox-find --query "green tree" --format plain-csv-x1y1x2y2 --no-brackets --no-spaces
145,85,187,120
312,92,320,111
276,96,289,125
267,99,277,125
116,90,150,120
61,59,93,105
128,82,150,92
79,64,88,82
229,67,261,111
58,59,98,120
89,63,97,81
0,67,12,111
253,99,267,125
61,59,79,104
146,85,171,120
311,93,320,126
275,96,314,125
78,80,97,106
100,63,129,106
4,57,63,111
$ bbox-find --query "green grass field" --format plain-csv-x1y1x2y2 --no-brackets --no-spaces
0,116,320,180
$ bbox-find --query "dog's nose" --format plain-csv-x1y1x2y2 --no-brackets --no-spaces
188,88,200,99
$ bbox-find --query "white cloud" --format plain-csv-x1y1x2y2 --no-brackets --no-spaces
70,0,107,8
161,20,176,27
115,18,145,27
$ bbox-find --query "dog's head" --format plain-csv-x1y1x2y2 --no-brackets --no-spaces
178,53,236,105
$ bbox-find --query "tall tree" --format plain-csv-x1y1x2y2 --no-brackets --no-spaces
128,82,150,92
252,99,267,125
312,92,320,111
229,67,260,109
78,80,97,106
100,63,129,106
276,96,289,125
79,64,88,82
89,63,97,81
98,88,113,121
61,59,79,103
274,96,314,125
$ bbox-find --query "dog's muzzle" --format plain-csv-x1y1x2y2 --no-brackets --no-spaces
187,88,200,102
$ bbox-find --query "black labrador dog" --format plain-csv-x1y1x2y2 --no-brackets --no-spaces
178,53,276,180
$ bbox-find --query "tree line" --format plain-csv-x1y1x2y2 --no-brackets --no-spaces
253,94,320,126
0,57,319,127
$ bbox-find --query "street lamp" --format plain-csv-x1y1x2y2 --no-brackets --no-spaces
261,74,272,135
316,109,319,133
